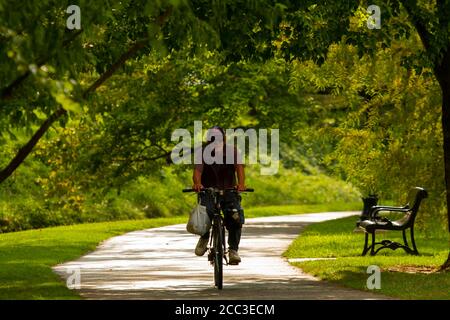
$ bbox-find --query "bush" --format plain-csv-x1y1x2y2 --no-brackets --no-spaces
245,166,360,206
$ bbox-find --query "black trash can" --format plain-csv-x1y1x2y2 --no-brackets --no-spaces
356,194,378,228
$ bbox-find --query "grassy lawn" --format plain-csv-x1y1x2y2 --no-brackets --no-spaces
284,215,450,300
245,201,360,218
0,217,186,300
0,202,359,300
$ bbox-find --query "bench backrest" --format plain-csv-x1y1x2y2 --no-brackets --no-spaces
404,187,428,225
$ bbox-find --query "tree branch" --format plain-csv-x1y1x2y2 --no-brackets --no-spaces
0,7,174,184
0,107,67,183
131,152,171,163
400,0,432,52
1,5,173,100
83,6,173,98
82,38,148,98
1,30,83,100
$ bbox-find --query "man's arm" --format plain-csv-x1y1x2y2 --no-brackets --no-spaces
235,164,246,191
193,164,204,192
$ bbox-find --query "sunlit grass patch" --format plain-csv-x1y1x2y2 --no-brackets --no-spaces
285,216,449,299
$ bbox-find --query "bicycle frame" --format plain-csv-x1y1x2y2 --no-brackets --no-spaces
206,190,228,266
183,187,254,290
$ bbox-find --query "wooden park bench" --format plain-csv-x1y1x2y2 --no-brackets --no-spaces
359,187,428,256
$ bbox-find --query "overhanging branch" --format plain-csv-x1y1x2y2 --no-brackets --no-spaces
400,0,432,53
1,30,83,100
0,7,173,184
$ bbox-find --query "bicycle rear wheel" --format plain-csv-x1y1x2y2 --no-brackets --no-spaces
212,217,223,289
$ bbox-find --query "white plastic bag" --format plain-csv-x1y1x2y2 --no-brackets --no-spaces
186,201,211,236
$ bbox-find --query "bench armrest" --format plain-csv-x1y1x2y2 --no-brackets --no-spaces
370,205,406,211
370,207,410,220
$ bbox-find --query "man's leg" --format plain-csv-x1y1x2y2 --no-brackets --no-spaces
228,225,241,251
195,192,215,256
223,193,244,264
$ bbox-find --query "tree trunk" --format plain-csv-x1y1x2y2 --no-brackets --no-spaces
440,88,450,271
441,252,450,272
442,86,450,233
435,49,450,271
439,86,450,271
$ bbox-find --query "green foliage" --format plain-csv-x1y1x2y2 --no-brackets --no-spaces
288,40,447,231
0,0,196,139
0,155,360,232
246,166,360,206
1,0,449,238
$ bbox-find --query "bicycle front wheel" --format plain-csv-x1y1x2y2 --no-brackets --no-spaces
213,217,224,290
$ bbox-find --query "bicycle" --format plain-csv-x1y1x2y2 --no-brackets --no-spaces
182,187,254,290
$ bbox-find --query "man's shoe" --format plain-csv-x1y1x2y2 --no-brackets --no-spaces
195,237,209,256
228,249,241,265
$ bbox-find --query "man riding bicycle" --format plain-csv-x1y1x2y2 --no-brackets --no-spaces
192,126,246,265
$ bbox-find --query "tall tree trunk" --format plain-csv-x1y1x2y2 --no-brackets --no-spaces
442,88,450,233
439,85,450,271
435,50,450,271
401,0,450,269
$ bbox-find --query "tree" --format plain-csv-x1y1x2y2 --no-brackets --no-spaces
267,0,450,270
0,1,175,183
1,1,449,268
398,0,450,269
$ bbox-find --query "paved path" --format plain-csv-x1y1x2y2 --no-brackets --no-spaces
53,212,387,300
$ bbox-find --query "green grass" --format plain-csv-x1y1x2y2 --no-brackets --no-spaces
0,203,360,300
284,215,450,300
245,202,360,218
0,216,185,300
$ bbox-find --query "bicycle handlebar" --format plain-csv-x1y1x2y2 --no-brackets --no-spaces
183,187,254,193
